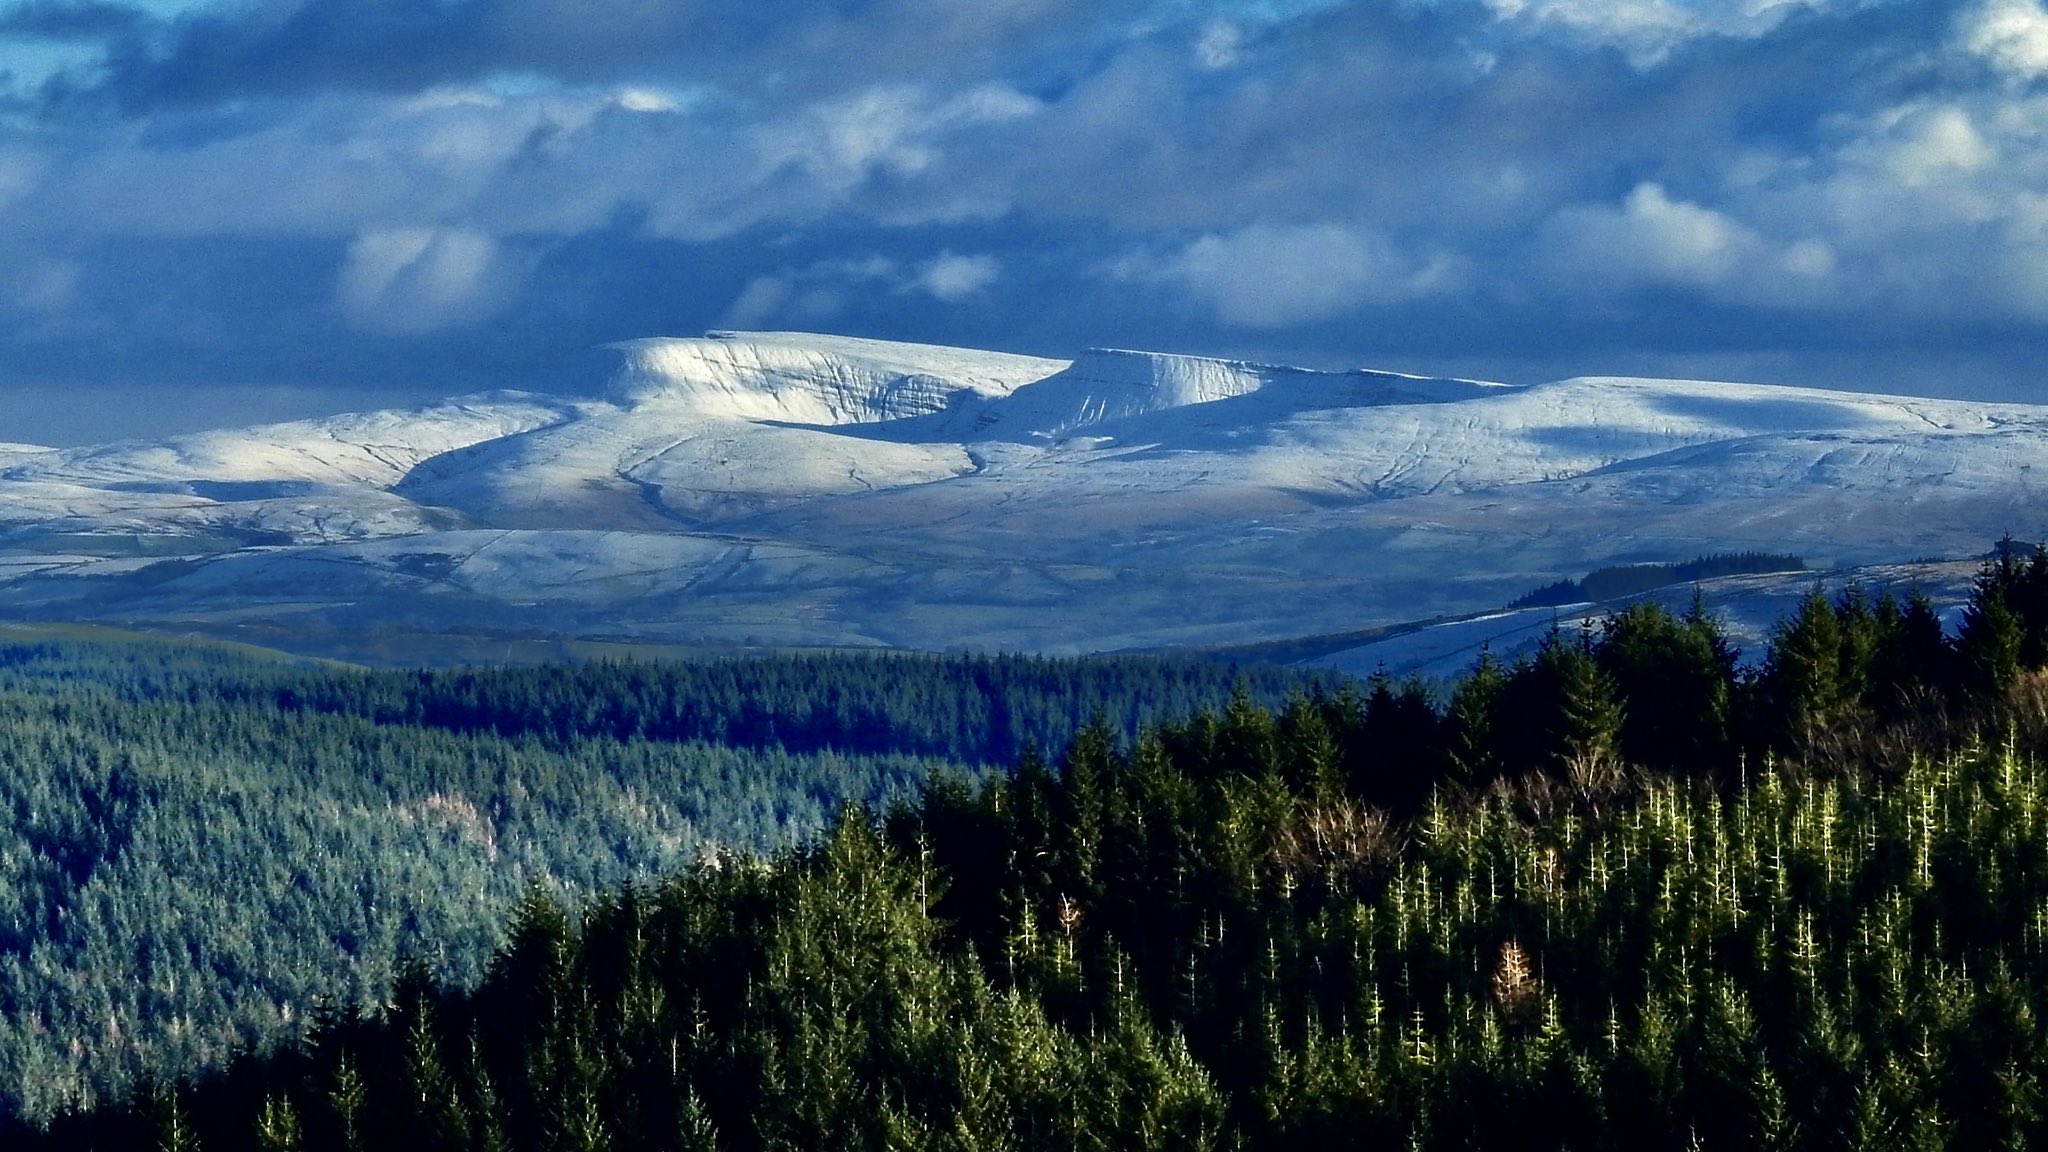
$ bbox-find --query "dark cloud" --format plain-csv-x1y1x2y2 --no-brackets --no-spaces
3,0,2048,439
62,0,1143,110
0,0,145,41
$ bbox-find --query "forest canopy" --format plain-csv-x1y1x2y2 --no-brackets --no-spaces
20,545,2048,1148
0,642,1318,1124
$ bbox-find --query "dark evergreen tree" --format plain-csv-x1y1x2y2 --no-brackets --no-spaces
32,542,2048,1152
1594,599,1734,777
1762,585,1849,750
1497,626,1620,777
1274,693,1343,801
1348,673,1440,810
1960,551,2028,701
1865,589,1950,720
1443,650,1506,790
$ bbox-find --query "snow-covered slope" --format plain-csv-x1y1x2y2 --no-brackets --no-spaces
606,331,1065,423
974,350,1507,441
0,395,577,545
1307,561,1984,682
9,395,573,491
378,332,1067,528
2,330,2043,660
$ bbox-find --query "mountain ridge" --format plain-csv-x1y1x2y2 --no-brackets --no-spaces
1,330,2042,661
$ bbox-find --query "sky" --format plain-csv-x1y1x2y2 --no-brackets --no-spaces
2,0,2047,443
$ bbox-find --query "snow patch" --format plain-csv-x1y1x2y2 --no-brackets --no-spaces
0,443,56,468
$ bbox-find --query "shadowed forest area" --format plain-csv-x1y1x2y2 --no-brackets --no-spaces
0,644,1318,1125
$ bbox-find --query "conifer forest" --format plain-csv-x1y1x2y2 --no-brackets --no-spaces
17,548,2048,1148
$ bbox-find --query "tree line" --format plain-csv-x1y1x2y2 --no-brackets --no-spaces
15,646,1326,767
1512,551,1806,608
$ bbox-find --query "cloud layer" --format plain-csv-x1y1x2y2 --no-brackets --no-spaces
2,0,2046,431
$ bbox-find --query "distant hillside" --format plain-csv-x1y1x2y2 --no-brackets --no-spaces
6,331,2048,658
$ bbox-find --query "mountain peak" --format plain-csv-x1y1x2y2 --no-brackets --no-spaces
602,332,1066,425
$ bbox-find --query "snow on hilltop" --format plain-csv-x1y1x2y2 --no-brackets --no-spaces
977,349,1510,440
604,331,1068,424
3,329,2048,659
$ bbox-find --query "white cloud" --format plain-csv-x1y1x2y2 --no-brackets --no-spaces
1118,222,1458,328
1882,105,1995,186
1537,183,1839,306
12,0,2048,395
1541,183,1757,288
337,226,518,333
1779,238,1837,279
1484,0,1835,65
759,83,1039,194
709,82,1042,238
1806,101,2008,247
1195,19,1246,69
614,87,682,113
936,84,1043,126
719,276,793,329
917,252,1001,300
393,86,505,115
0,150,42,213
1960,0,2048,78
814,87,939,180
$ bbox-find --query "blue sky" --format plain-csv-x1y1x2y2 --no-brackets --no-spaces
3,0,2047,441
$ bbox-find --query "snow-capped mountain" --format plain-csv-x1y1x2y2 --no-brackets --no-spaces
1,330,2041,662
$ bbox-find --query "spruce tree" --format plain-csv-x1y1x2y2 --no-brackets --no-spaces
1444,651,1506,789
1277,693,1344,801
1763,586,1848,751
1354,673,1442,810
1596,600,1733,777
1544,628,1621,774
1960,556,2027,702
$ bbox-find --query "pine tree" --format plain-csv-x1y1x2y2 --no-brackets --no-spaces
674,1088,719,1152
326,1055,367,1152
141,1077,200,1152
1764,585,1848,752
1353,672,1442,810
254,1093,302,1152
1596,600,1734,776
1217,688,1280,777
1277,693,1344,801
1507,625,1620,776
1551,630,1621,773
1444,651,1506,789
1059,715,1119,906
1959,559,2026,701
